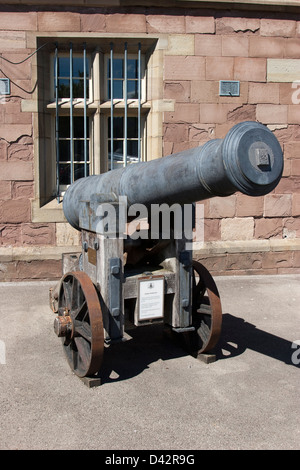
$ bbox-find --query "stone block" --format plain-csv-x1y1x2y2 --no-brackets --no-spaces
206,57,234,81
106,13,146,33
264,194,292,217
283,141,300,160
165,103,199,123
195,35,221,57
203,219,221,242
222,36,249,57
283,217,300,237
226,252,262,271
227,104,256,123
249,37,284,58
261,251,293,270
0,141,8,160
189,124,215,142
288,106,300,124
7,139,33,161
56,222,81,246
208,195,236,219
0,181,11,200
166,35,194,56
0,31,26,50
0,198,31,223
1,125,32,143
260,19,296,38
12,181,34,199
164,56,205,81
254,217,282,239
0,161,33,181
16,259,61,280
0,12,37,31
38,12,80,31
236,194,264,217
234,57,266,82
216,17,260,35
164,81,191,102
164,123,189,143
191,80,218,103
0,224,21,245
284,39,300,59
291,159,300,176
221,217,254,241
1,53,32,80
267,59,300,82
21,223,56,245
248,82,279,104
200,104,232,124
256,104,288,124
80,13,106,32
185,16,215,34
147,14,185,34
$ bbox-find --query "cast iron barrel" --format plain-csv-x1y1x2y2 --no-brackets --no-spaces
63,121,283,231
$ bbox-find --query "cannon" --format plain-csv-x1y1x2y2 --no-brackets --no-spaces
50,121,283,383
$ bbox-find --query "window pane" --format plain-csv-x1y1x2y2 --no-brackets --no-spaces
127,117,138,138
108,58,123,79
108,80,123,99
74,163,89,180
59,163,70,185
127,80,138,99
58,79,70,98
73,79,89,99
74,140,89,162
127,59,138,79
58,57,70,77
72,57,89,78
127,141,138,161
108,117,124,139
59,116,70,138
58,140,70,161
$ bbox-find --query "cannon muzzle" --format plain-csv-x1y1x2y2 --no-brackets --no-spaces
63,121,283,231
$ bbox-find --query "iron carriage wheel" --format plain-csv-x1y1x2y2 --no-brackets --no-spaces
54,271,104,378
185,261,222,356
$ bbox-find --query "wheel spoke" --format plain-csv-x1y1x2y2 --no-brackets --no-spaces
56,271,104,378
191,261,222,354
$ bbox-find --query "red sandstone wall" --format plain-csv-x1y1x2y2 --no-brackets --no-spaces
0,6,299,278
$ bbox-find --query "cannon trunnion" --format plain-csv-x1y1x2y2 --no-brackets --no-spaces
50,122,283,383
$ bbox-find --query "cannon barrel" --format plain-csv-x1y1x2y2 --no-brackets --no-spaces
63,121,283,231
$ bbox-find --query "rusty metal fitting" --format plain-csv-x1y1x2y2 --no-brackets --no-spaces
53,315,73,338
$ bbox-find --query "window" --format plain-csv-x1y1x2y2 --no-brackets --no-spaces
37,40,149,205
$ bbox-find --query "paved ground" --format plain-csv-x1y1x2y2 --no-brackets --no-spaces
0,274,299,451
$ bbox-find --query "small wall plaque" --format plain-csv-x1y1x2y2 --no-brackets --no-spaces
219,80,240,97
0,78,10,95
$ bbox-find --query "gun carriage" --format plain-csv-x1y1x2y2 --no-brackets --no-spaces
50,121,283,382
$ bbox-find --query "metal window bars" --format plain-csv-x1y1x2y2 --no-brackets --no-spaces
109,41,142,170
54,41,143,199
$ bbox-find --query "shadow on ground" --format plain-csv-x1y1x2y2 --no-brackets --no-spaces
96,313,298,384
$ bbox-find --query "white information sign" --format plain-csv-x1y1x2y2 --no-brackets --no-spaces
138,276,164,321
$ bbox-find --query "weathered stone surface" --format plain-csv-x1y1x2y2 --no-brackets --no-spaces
249,82,280,104
38,12,80,31
264,194,292,217
0,199,31,223
260,19,296,38
0,224,21,245
22,223,56,245
164,56,205,81
185,16,215,34
164,81,191,102
80,13,106,32
234,57,266,82
208,195,236,219
56,223,81,246
0,162,33,181
12,181,34,199
147,14,185,34
221,217,254,241
255,217,282,239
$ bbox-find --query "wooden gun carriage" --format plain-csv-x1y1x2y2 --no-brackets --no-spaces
49,121,283,383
